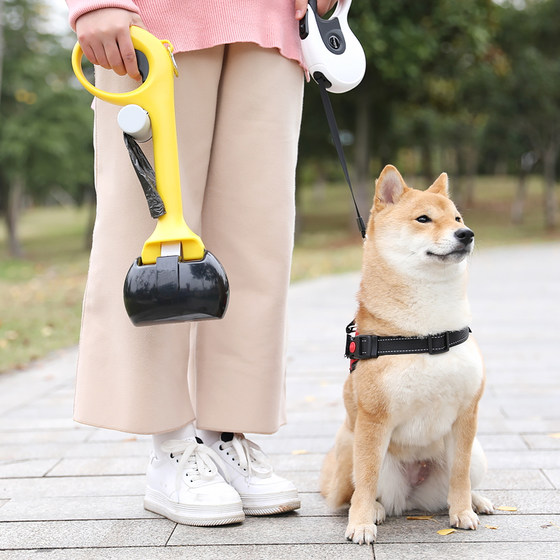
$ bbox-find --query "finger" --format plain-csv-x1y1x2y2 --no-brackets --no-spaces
295,0,307,20
90,43,111,70
103,42,127,76
116,29,141,80
81,43,100,67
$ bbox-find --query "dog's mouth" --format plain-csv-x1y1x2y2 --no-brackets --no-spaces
426,248,470,262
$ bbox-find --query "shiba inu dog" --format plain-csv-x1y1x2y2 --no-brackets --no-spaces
320,165,494,544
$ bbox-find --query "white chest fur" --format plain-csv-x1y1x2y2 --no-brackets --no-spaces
386,338,484,451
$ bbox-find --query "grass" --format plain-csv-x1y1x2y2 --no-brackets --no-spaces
0,206,91,373
1,174,559,372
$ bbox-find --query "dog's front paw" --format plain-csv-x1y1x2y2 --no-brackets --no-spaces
472,492,494,515
450,508,479,530
345,522,377,544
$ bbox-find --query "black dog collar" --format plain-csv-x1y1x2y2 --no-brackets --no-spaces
345,320,471,371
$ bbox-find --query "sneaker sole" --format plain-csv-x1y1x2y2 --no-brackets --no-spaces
240,490,301,516
144,487,245,526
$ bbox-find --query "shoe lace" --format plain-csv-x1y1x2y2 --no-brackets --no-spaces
160,439,230,490
220,434,273,478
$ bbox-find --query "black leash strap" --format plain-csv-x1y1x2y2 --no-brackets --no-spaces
314,72,366,239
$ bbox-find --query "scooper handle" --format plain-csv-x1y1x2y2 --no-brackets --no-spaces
72,26,205,264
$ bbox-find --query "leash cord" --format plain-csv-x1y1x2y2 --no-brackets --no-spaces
315,73,366,239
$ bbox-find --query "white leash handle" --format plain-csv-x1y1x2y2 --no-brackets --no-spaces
300,0,366,94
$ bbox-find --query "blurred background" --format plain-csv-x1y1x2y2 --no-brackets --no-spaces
0,0,559,372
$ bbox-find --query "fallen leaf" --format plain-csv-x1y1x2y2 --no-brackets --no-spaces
6,330,18,341
496,506,517,512
437,528,456,536
407,515,435,521
485,525,499,530
291,449,308,455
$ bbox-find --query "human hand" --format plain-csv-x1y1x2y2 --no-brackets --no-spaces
295,0,338,20
75,8,146,80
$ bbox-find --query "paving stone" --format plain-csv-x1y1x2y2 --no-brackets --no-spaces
478,468,554,490
2,401,74,419
297,492,345,517
0,443,74,461
374,514,560,543
0,418,87,431
478,418,560,434
0,428,91,445
482,489,560,514
477,434,528,450
544,469,560,489
0,495,156,521
47,456,148,477
277,470,321,493
485,450,560,470
523,434,560,450
0,544,375,560
64,440,152,458
267,452,324,471
0,474,144,499
498,399,560,420
257,420,343,439
0,458,60,478
86,430,151,443
0,519,174,549
169,515,349,546
248,436,334,455
375,542,560,560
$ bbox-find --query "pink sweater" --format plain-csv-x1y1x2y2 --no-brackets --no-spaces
66,1,303,66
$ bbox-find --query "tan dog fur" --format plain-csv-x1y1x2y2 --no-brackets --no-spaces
320,165,493,544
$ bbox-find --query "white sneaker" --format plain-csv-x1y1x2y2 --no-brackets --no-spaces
144,437,245,526
205,432,301,515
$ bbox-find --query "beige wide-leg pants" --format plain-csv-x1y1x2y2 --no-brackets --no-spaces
74,43,304,435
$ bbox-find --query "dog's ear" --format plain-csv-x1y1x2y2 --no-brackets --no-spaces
427,173,449,197
374,165,408,210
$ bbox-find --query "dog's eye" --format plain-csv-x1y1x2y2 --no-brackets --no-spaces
416,215,431,223
455,216,462,222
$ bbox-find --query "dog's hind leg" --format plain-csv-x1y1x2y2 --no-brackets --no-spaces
321,420,355,508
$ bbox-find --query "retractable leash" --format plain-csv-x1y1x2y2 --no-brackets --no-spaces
299,0,367,239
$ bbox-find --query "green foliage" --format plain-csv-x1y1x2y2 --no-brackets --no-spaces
0,0,94,205
300,0,500,178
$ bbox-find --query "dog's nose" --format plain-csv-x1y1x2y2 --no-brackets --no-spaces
454,228,474,246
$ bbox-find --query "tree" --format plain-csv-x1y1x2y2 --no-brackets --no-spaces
299,0,498,223
0,0,94,256
489,0,560,229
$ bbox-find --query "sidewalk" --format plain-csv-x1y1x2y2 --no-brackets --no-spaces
0,243,559,559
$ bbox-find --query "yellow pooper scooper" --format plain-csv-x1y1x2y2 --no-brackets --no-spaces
72,27,229,326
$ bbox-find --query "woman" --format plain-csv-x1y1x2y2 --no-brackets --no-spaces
66,0,335,527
